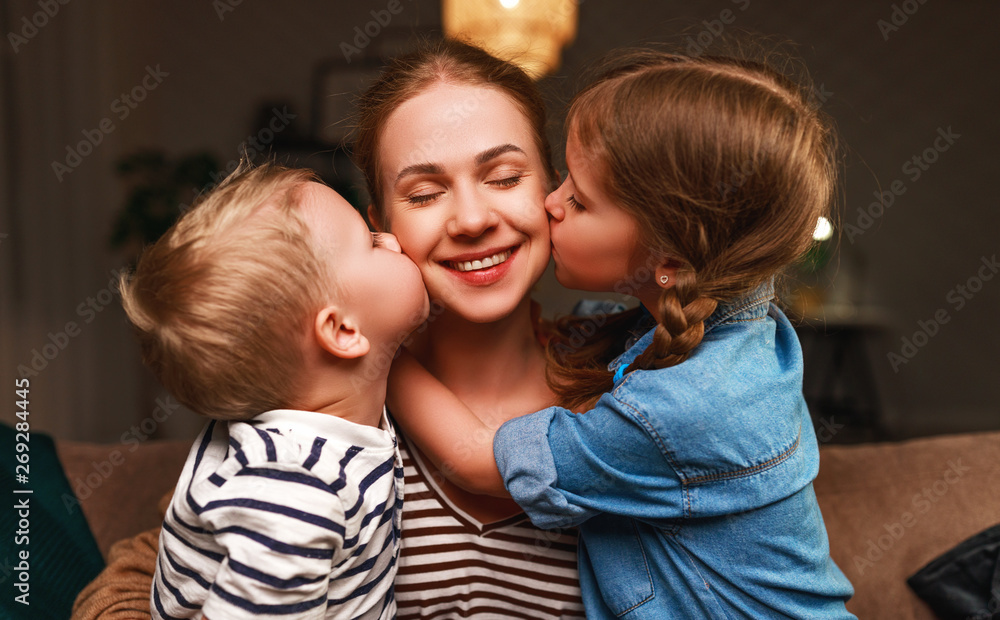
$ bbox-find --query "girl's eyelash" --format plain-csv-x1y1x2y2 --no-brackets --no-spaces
371,232,384,248
567,194,586,211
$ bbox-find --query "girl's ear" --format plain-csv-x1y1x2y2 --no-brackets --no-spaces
314,306,370,359
367,205,382,232
654,262,678,289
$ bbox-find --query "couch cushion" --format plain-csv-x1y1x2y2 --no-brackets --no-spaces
55,438,189,558
816,431,1000,619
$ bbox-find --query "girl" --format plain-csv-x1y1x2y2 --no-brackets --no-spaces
387,49,857,618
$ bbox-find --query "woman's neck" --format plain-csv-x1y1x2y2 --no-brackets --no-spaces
408,296,554,427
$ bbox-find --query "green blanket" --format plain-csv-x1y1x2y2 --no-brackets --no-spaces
1,422,105,619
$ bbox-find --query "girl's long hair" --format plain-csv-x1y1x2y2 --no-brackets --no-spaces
546,48,839,411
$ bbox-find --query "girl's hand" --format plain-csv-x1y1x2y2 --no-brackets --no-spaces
387,348,508,497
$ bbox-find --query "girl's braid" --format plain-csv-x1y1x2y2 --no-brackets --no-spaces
627,270,719,373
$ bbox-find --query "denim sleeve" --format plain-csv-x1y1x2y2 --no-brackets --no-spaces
493,393,685,529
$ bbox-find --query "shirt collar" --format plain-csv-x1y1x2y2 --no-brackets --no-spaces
610,279,776,382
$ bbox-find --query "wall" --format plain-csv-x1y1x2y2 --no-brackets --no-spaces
2,0,997,443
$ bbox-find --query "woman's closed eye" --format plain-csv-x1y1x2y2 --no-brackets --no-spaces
372,231,384,247
407,191,443,206
567,194,586,212
489,174,523,188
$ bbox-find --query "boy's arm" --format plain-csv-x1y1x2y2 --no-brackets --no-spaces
387,349,507,497
196,471,341,620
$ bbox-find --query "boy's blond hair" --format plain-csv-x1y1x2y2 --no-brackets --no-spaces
120,162,331,420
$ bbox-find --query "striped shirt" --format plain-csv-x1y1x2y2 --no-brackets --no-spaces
394,432,586,619
152,408,404,620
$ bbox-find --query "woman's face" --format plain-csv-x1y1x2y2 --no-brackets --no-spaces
377,82,551,324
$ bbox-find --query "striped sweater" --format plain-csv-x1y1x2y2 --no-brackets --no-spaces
394,432,585,618
152,408,403,619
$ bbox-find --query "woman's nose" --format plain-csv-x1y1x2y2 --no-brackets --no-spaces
380,232,402,252
545,183,566,222
446,192,500,238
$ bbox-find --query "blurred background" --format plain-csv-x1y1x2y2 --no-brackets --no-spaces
2,0,997,445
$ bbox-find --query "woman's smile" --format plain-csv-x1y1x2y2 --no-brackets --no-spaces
445,246,515,273
441,245,519,286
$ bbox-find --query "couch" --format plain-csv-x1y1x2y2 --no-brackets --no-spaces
55,430,1000,619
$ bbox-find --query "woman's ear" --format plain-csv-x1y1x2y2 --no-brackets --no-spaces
314,306,370,359
367,205,382,232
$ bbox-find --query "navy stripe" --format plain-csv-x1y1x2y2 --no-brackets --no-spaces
162,545,212,591
183,423,220,513
213,524,337,560
380,581,395,615
200,497,347,536
253,427,277,462
208,472,226,487
209,581,328,615
151,581,190,620
344,455,396,519
169,504,212,537
227,557,327,589
329,446,363,494
376,500,395,529
327,547,398,605
234,466,345,496
341,552,378,578
340,528,395,577
163,518,225,563
155,553,203,610
302,437,326,470
228,437,248,466
358,495,390,530
191,421,217,472
348,515,394,563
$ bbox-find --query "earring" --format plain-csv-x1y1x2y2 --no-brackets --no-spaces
659,275,669,285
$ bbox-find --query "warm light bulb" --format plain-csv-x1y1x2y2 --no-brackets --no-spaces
813,216,834,241
499,0,520,8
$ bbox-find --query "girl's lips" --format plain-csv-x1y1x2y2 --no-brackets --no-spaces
440,245,519,286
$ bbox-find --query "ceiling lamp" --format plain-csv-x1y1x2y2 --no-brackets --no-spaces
443,0,578,79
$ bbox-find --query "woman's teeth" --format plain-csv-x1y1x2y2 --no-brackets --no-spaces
451,249,513,273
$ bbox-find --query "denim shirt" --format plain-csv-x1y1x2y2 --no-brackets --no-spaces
494,283,856,619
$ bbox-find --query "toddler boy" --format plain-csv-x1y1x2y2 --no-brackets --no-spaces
120,162,429,619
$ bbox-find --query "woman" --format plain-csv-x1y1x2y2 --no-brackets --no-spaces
72,40,585,619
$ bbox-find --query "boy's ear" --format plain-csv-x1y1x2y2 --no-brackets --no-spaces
366,205,382,232
314,306,370,359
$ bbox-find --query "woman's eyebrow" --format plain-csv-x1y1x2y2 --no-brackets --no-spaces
395,162,443,184
394,144,526,184
475,143,525,166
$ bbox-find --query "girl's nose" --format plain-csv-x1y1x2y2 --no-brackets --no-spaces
545,181,567,222
380,232,402,252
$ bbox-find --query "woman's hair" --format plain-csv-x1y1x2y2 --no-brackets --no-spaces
120,162,329,421
353,38,556,229
547,48,839,410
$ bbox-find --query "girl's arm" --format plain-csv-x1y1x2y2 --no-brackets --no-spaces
386,349,508,497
